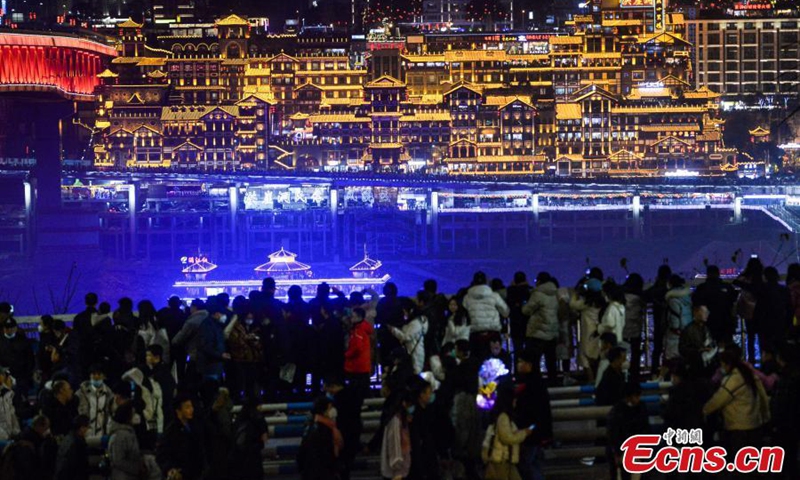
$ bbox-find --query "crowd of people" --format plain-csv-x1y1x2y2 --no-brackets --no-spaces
0,257,799,480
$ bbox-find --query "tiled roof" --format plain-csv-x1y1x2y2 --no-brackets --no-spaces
556,103,582,120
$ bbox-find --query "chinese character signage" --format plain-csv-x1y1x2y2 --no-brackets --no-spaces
619,0,654,7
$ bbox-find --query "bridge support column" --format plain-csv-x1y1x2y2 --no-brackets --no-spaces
430,191,439,254
632,194,642,239
734,196,743,224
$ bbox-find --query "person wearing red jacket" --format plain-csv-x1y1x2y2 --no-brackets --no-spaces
344,308,374,412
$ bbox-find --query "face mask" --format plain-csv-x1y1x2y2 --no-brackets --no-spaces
3,333,13,339
327,407,338,421
130,380,136,390
219,315,227,324
326,392,335,401
91,380,104,389
428,392,436,405
406,405,415,415
244,318,253,326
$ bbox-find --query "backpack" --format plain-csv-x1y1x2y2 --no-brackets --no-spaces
0,439,34,480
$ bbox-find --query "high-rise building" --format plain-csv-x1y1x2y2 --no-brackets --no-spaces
422,0,470,29
686,17,800,100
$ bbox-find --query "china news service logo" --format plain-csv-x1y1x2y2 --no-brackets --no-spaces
621,428,784,474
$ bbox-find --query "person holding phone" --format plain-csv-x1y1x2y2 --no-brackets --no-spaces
514,349,553,480
484,386,531,480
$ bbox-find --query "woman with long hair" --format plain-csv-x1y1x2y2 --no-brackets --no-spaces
483,386,532,480
443,297,470,346
703,348,770,459
389,298,429,374
297,396,343,480
380,390,414,480
136,300,170,366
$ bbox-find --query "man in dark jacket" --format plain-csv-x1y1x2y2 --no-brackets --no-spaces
72,293,98,378
54,415,90,480
407,376,439,480
197,304,229,381
757,266,793,350
157,395,205,480
40,380,78,437
324,376,361,480
607,382,650,480
158,296,187,341
595,347,627,406
645,264,672,372
0,317,35,397
662,362,712,443
506,272,532,364
691,266,737,344
679,305,717,377
9,414,56,480
771,343,800,479
376,282,404,368
514,349,553,480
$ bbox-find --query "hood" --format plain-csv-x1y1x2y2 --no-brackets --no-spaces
535,281,558,296
666,286,691,300
122,368,144,387
467,284,494,299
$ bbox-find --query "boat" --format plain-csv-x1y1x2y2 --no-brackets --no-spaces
173,246,390,299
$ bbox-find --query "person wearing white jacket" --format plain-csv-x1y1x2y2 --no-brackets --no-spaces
77,364,114,437
0,368,20,441
463,272,510,356
522,273,560,381
389,299,429,374
598,282,626,347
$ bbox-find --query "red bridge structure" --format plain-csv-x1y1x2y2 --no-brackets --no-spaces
0,32,117,100
0,31,117,252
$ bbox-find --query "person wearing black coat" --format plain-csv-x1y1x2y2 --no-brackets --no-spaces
376,283,405,368
297,397,341,480
407,376,439,480
662,362,713,434
324,377,361,480
0,317,35,396
756,267,793,351
72,293,98,378
514,349,553,480
157,296,187,341
54,415,90,480
10,415,57,480
607,383,650,480
40,380,78,437
227,400,268,480
770,343,800,480
507,272,533,363
691,266,737,344
157,395,205,480
595,347,627,407
644,264,672,372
